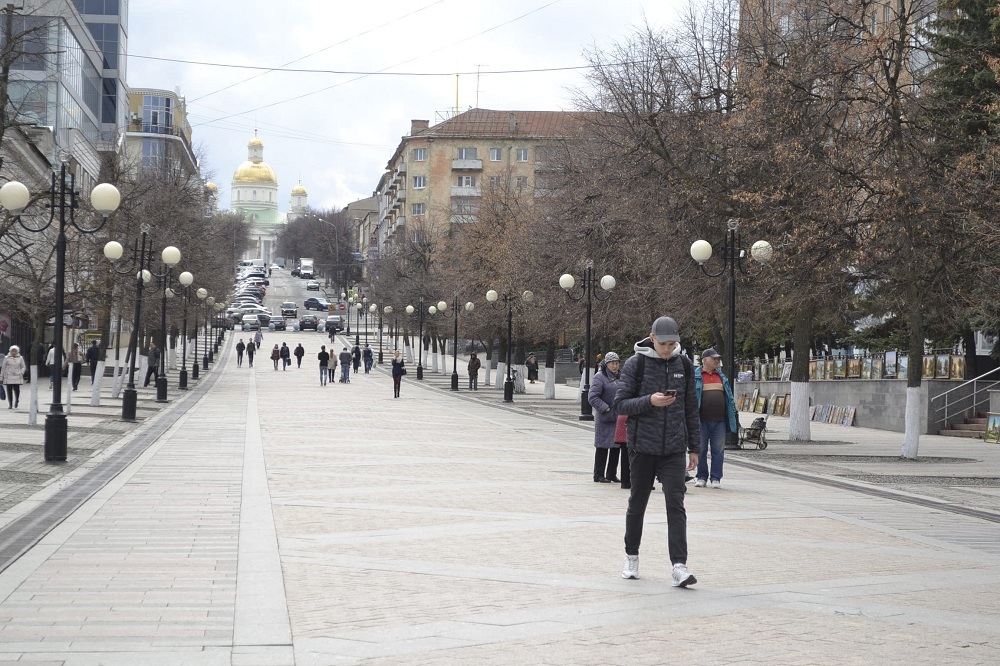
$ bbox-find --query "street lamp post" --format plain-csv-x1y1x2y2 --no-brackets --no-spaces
354,301,363,347
405,298,427,380
169,272,194,389
690,220,773,447
438,297,475,391
203,296,215,370
559,261,616,421
383,306,394,359
104,238,180,419
0,165,120,460
154,264,178,403
361,296,369,345
369,303,378,362
486,289,534,403
192,288,207,380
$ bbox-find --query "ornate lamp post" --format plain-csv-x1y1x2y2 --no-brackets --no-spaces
690,220,773,446
383,305,395,358
354,301,363,346
192,288,207,380
405,298,426,380
203,296,215,370
0,165,120,460
369,303,379,363
437,297,475,391
153,255,184,403
559,261,616,421
104,235,180,421
486,288,534,403
168,271,194,389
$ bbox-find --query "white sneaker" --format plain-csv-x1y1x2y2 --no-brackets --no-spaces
710,480,721,489
622,555,639,579
672,563,697,587
694,478,706,488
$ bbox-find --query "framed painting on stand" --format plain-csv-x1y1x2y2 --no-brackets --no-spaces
897,355,909,381
884,351,897,378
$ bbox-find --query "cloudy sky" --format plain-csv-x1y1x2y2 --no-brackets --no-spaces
127,0,686,212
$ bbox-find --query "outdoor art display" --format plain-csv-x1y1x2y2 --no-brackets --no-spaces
985,414,1000,444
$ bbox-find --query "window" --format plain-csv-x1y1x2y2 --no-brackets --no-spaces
412,175,427,189
457,175,476,187
458,147,477,159
488,175,501,187
411,203,426,216
412,147,427,161
451,198,479,215
515,176,528,189
515,148,528,162
489,148,502,161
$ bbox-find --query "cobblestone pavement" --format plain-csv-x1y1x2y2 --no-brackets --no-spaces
0,341,998,665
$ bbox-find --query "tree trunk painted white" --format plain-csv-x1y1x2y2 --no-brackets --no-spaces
28,366,38,426
495,362,506,388
515,363,526,394
90,360,105,406
139,356,148,385
65,376,72,415
404,344,413,364
901,386,922,458
112,356,125,399
788,381,812,441
484,358,492,386
544,367,555,399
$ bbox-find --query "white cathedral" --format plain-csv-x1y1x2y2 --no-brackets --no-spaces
228,134,309,264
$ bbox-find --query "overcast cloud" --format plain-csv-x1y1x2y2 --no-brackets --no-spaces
127,0,685,211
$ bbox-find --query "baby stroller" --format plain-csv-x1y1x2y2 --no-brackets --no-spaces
739,415,768,450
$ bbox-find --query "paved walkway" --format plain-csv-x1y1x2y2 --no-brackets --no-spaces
0,337,998,665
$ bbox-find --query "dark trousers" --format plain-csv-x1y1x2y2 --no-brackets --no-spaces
71,363,82,390
624,450,688,564
594,447,621,480
393,374,402,397
5,384,19,407
620,445,631,486
143,365,158,387
89,361,98,382
236,351,244,366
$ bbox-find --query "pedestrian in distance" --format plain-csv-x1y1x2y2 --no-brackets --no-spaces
86,340,99,383
525,353,539,384
317,345,330,386
143,341,160,388
391,349,405,398
236,339,246,367
68,342,83,391
294,343,305,368
46,344,65,387
362,344,373,373
694,347,738,489
0,345,26,409
270,344,280,370
589,351,623,483
467,352,481,390
339,346,352,383
614,316,699,587
352,344,361,374
280,342,291,370
253,329,263,349
246,340,255,367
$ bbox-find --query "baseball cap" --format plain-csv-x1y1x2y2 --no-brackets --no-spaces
650,316,680,343
702,348,721,359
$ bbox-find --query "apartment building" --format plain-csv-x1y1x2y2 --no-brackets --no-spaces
373,108,588,258
122,88,198,177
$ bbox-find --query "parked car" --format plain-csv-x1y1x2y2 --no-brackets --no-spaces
305,280,320,291
324,315,344,333
299,313,320,330
241,314,261,331
255,312,272,328
272,317,287,331
291,267,300,277
280,301,298,318
303,297,330,311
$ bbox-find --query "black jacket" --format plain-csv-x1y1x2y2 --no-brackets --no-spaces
613,338,699,456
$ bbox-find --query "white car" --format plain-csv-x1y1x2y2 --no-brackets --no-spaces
305,280,320,291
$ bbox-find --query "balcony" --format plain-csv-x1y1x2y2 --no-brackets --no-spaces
452,159,483,171
451,186,481,198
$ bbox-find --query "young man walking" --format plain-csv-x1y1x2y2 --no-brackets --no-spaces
614,316,699,587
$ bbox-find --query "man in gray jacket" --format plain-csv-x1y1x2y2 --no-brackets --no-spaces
614,316,699,586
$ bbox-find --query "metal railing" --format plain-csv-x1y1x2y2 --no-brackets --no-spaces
929,366,1000,433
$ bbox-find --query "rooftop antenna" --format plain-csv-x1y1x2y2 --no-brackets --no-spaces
455,74,459,116
476,65,482,107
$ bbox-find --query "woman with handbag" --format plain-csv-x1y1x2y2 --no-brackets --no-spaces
588,351,622,483
391,349,406,398
1,345,26,409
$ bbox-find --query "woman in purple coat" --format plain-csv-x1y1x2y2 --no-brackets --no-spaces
588,351,622,483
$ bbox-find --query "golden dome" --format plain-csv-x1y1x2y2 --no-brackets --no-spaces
291,184,307,195
205,181,218,192
248,137,263,147
232,160,277,184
